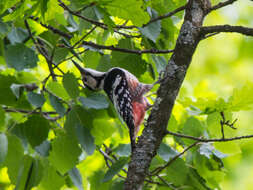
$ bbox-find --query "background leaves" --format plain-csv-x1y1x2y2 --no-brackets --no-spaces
0,0,252,190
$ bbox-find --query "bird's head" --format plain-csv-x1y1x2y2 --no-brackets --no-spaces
72,60,106,91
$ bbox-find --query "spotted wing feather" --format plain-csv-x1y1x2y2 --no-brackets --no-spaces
110,74,136,149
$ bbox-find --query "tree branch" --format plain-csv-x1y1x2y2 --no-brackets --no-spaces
82,41,174,55
3,107,57,115
200,25,253,37
57,0,140,38
165,130,253,142
124,0,211,189
116,4,187,29
207,0,238,13
143,4,187,27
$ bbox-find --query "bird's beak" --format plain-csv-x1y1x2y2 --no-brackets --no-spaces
72,60,86,74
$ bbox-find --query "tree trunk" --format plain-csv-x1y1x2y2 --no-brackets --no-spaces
124,0,211,189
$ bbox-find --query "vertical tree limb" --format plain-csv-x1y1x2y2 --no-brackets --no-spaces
124,0,211,189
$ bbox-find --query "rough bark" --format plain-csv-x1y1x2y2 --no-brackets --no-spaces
124,0,211,189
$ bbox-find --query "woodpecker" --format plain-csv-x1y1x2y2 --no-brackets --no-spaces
72,60,154,151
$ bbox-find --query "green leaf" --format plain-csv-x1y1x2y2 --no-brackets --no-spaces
38,164,64,190
35,140,51,157
47,80,70,100
167,114,178,132
91,119,115,145
151,55,167,74
199,143,214,159
0,21,11,38
0,74,18,106
89,171,112,190
96,54,112,72
165,158,188,186
15,155,33,190
0,107,5,129
0,133,8,164
62,72,80,99
139,9,161,42
69,167,84,190
15,156,43,190
4,134,24,184
103,157,128,182
158,143,178,162
40,0,49,18
53,47,69,63
10,83,23,99
82,51,101,69
115,144,131,157
7,26,28,44
182,117,204,145
25,157,44,190
79,94,109,109
5,43,38,71
49,93,66,117
76,123,95,155
227,82,253,111
49,134,82,175
23,115,50,147
214,141,241,155
111,39,147,77
105,0,149,27
27,92,46,108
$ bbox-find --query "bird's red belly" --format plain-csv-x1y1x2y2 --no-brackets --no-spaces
132,101,146,129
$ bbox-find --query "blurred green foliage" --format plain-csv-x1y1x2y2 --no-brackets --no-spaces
0,0,252,189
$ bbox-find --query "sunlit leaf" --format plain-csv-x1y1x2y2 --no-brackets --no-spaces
47,81,70,100
38,164,64,190
105,0,149,27
49,134,82,175
63,72,80,99
4,134,24,184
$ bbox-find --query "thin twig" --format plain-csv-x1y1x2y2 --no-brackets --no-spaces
98,148,126,179
116,4,187,29
165,130,253,142
207,0,238,13
29,16,72,39
143,4,187,27
82,41,174,55
72,26,97,48
3,107,57,115
156,175,178,189
58,0,140,38
151,141,199,175
24,20,64,79
75,2,96,14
